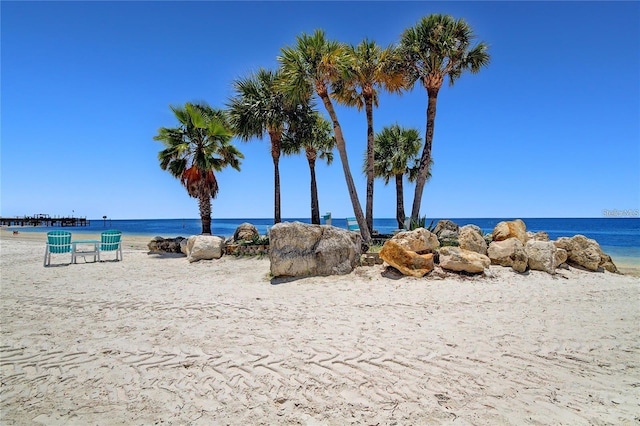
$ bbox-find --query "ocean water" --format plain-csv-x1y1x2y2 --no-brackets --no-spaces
8,217,639,258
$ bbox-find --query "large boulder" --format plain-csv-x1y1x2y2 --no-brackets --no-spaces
269,222,362,278
492,219,527,244
379,240,434,277
488,238,528,273
148,236,186,254
434,220,459,237
525,240,557,274
555,235,600,271
458,225,488,255
186,235,225,262
390,227,439,253
438,246,490,274
233,222,259,242
554,235,618,272
433,220,459,245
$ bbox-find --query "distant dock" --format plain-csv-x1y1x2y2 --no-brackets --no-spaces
0,214,90,227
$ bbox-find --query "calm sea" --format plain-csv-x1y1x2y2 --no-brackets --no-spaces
9,217,639,259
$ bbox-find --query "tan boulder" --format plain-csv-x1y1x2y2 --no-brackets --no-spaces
555,235,619,273
269,222,362,278
433,220,459,237
380,240,434,277
186,235,225,262
554,235,601,271
525,240,557,274
438,246,490,274
234,222,259,242
488,238,528,273
390,227,439,253
458,225,488,255
492,219,527,244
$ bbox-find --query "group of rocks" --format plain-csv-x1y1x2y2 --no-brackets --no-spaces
379,219,619,277
147,219,618,279
147,223,263,262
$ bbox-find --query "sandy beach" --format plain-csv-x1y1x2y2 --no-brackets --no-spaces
1,232,639,425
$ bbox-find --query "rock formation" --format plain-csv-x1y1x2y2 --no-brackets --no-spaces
438,246,490,274
147,236,186,254
233,222,259,242
492,219,527,244
458,224,488,255
379,240,434,277
389,227,439,253
186,235,225,262
488,238,528,273
525,240,557,274
269,222,362,278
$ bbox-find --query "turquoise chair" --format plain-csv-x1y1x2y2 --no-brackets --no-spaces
44,230,72,267
100,230,123,261
346,217,360,232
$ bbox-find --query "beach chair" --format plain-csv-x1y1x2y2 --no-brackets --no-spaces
346,217,360,232
100,230,123,261
44,230,72,267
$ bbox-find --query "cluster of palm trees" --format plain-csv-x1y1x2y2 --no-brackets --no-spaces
154,14,489,241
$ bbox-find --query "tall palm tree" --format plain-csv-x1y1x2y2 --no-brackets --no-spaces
227,68,292,224
154,102,243,235
372,124,422,230
282,107,335,224
399,14,490,224
278,29,372,243
333,40,406,233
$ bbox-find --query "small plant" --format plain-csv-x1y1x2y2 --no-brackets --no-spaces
367,244,384,253
410,216,433,231
238,235,269,246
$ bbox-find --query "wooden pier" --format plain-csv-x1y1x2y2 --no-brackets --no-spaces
0,214,90,227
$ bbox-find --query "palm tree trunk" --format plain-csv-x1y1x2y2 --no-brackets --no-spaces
308,157,320,224
198,192,212,235
318,93,371,244
364,95,375,234
270,132,282,224
411,87,439,223
395,174,405,230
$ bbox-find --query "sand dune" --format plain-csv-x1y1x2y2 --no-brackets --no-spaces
1,236,639,424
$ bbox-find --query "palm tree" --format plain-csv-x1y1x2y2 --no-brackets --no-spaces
278,29,372,243
154,102,243,235
282,107,335,224
371,124,422,230
227,68,292,224
399,14,490,224
333,40,406,233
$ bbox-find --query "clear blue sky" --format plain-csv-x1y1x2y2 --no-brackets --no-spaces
2,1,638,220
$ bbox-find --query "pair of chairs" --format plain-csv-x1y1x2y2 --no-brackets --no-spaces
44,230,123,267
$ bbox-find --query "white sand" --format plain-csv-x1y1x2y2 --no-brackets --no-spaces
1,233,639,425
